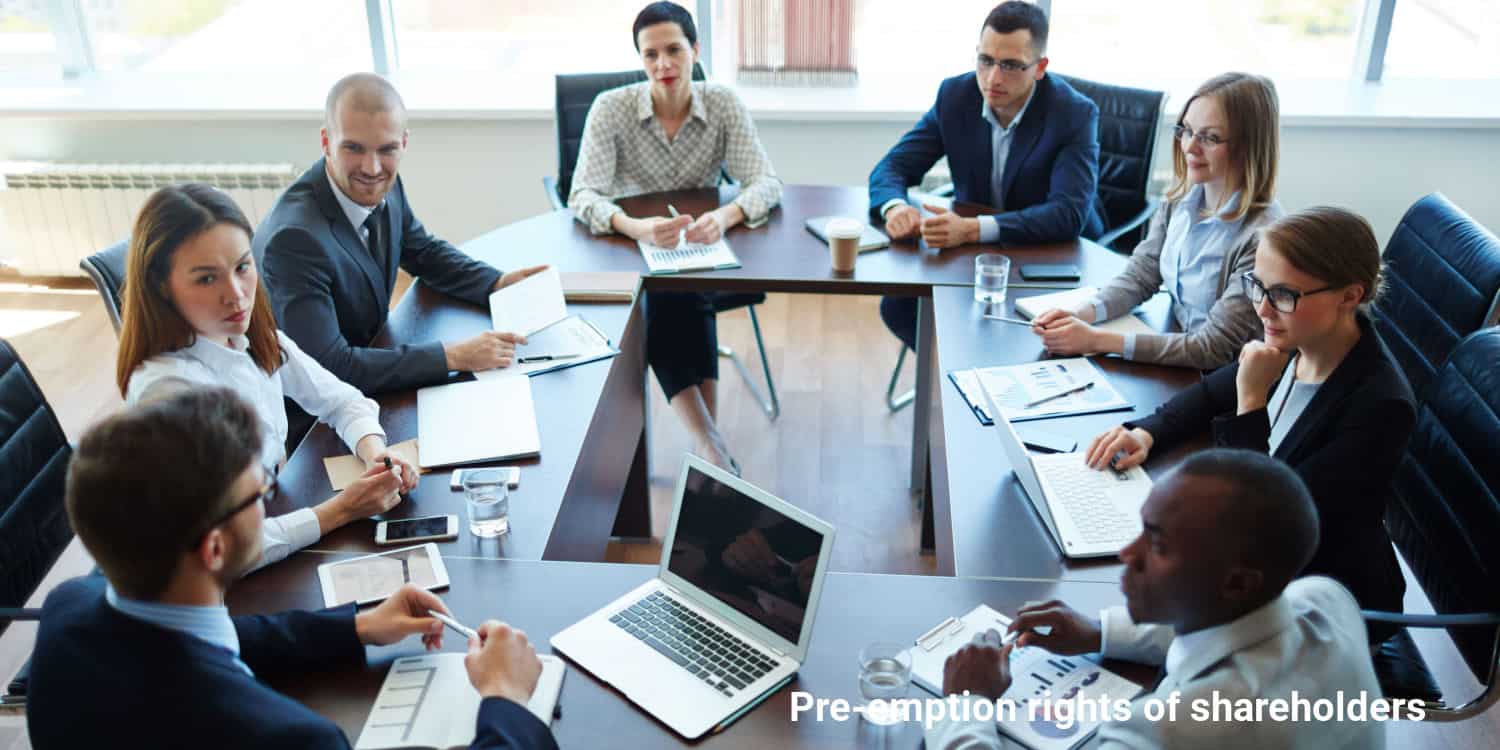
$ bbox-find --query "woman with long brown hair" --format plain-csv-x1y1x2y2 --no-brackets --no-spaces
117,182,417,569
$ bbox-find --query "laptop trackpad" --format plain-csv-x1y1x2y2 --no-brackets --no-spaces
1106,485,1150,518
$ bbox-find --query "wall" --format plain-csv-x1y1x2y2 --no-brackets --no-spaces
1,115,1496,254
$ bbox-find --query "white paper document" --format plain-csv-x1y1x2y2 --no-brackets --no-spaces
416,375,541,468
637,237,741,274
1014,287,1155,337
909,605,1142,750
489,266,567,336
355,653,565,750
951,357,1131,423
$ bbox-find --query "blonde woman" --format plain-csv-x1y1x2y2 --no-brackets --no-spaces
1034,72,1283,369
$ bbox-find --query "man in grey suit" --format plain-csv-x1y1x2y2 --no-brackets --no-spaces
930,449,1391,748
257,73,545,394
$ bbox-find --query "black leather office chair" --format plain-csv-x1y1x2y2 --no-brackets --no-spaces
1364,327,1500,719
0,338,75,632
79,240,129,334
1054,74,1167,254
80,239,317,455
546,65,780,420
1373,192,1500,401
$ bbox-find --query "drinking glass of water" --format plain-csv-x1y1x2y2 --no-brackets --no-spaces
857,642,912,725
462,469,510,538
974,253,1011,305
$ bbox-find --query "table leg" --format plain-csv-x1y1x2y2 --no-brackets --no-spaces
910,293,933,497
610,426,652,541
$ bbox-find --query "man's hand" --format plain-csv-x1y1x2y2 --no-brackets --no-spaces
884,204,922,240
492,264,549,292
444,331,528,372
464,620,543,705
354,585,448,649
1008,600,1103,655
942,630,1013,700
919,203,979,249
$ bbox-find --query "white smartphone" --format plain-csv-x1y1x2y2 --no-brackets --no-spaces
316,543,451,608
449,467,520,491
375,514,459,545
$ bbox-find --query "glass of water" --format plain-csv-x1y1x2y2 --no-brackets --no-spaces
974,253,1012,305
857,642,912,725
462,469,510,538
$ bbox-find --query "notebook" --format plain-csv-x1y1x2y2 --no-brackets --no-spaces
489,266,567,337
472,315,619,379
947,358,1132,424
803,216,890,252
416,375,540,469
1014,287,1154,337
637,237,741,274
909,605,1141,750
354,653,565,750
560,271,639,303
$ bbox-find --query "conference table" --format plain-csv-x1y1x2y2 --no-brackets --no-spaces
240,184,1204,746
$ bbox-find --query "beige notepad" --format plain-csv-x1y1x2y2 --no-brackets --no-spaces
561,271,639,302
322,438,423,491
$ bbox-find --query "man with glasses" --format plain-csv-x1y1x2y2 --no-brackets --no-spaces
28,388,558,750
868,1,1105,352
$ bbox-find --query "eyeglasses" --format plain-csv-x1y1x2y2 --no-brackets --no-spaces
1241,272,1338,314
190,465,277,549
1173,124,1229,148
976,55,1039,75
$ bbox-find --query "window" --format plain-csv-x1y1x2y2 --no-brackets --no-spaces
854,0,996,81
391,0,651,74
0,3,61,75
1383,0,1500,80
1048,0,1370,87
81,0,370,74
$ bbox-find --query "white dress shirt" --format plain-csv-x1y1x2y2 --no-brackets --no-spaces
926,577,1386,749
106,583,252,676
325,169,382,249
125,330,385,568
568,81,783,234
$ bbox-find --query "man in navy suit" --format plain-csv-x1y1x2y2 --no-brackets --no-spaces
28,388,558,750
869,2,1104,350
256,73,546,394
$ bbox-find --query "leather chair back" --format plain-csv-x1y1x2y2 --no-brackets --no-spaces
1374,193,1500,399
553,63,709,205
80,240,130,333
1386,327,1500,680
1054,74,1165,253
0,339,75,633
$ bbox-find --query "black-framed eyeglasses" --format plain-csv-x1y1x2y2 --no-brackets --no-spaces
976,54,1039,75
1241,272,1337,314
1173,123,1229,148
190,465,277,549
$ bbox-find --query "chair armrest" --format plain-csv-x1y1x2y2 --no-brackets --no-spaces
1362,610,1500,628
541,176,565,211
1097,198,1162,251
0,608,43,622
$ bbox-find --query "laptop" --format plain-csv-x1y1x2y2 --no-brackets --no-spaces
975,371,1153,558
551,454,835,739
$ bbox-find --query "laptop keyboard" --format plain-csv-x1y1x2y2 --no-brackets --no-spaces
610,591,777,697
1035,456,1142,544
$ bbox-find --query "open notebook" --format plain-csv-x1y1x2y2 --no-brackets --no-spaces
355,653,565,750
1014,287,1154,337
637,237,741,274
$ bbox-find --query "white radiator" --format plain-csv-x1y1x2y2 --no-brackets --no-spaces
0,162,299,277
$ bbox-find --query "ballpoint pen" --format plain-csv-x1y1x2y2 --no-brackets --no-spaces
384,456,408,502
982,314,1033,326
518,354,581,364
428,609,479,641
1024,380,1094,409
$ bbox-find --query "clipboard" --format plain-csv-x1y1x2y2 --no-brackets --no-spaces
474,315,619,380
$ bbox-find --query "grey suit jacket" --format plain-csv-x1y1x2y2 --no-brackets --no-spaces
256,159,502,394
1095,199,1283,369
926,577,1386,750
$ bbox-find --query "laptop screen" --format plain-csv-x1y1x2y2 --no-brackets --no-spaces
666,466,827,644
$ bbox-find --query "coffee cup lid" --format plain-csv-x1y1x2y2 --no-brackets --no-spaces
826,218,864,239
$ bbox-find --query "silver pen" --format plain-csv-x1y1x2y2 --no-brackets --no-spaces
982,314,1033,326
1024,380,1094,409
428,609,478,641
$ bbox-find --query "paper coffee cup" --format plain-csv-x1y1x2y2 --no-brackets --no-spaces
827,218,863,273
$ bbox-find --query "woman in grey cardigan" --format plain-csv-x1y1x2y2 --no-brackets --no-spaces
1033,72,1282,369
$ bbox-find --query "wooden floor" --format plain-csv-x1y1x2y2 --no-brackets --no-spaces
1,275,1496,747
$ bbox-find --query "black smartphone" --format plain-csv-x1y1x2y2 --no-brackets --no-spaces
1014,425,1077,453
1019,263,1082,282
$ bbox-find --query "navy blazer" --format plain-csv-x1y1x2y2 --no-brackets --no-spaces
868,72,1104,244
1127,313,1415,620
256,159,503,394
28,576,558,750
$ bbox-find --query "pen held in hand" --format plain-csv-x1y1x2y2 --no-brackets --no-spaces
428,609,479,641
518,353,581,364
1024,380,1095,409
383,456,408,501
982,313,1033,327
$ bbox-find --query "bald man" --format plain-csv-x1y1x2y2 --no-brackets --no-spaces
930,449,1388,749
256,73,546,395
